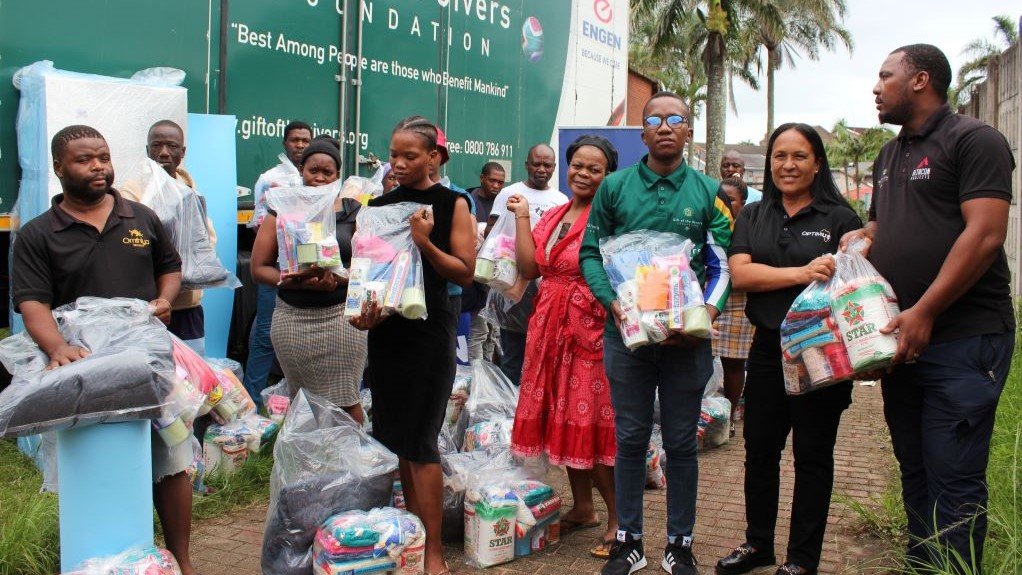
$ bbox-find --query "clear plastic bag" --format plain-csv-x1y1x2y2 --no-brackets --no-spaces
61,545,181,575
348,202,428,321
138,159,240,290
313,507,425,575
780,240,900,395
17,432,58,493
339,175,384,205
697,396,732,451
599,230,709,349
261,379,293,424
266,183,345,277
0,297,175,437
464,360,519,426
263,389,399,575
463,455,556,569
475,210,534,291
207,359,257,424
250,154,303,228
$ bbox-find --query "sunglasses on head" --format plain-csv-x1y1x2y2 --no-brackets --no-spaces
643,114,687,129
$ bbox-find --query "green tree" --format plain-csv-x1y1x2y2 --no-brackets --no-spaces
825,120,894,195
631,0,760,175
955,15,1018,107
749,0,853,138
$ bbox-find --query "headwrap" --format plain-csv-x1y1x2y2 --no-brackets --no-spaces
566,134,619,173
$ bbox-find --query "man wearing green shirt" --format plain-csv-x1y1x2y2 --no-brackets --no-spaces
580,91,733,575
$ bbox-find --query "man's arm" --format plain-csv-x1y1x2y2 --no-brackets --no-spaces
881,126,1014,362
882,198,1008,362
21,301,89,369
151,272,182,324
701,192,734,319
579,180,617,311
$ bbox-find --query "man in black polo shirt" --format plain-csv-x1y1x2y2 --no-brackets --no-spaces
12,125,199,575
842,44,1015,571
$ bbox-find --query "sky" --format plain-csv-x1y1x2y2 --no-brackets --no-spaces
699,0,1019,145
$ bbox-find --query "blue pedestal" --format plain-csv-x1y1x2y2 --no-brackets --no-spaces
57,421,154,571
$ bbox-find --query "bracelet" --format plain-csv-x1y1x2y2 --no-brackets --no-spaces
516,215,530,220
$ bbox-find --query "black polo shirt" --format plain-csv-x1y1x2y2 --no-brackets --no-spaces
729,199,862,330
12,189,181,312
868,105,1015,343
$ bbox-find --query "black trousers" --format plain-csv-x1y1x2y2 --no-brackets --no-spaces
743,329,852,570
882,332,1013,573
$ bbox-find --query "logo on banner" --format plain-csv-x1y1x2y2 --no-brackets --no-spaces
594,0,614,23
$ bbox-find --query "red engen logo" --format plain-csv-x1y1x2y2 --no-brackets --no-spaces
594,0,613,24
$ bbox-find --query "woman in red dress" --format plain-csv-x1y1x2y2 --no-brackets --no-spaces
508,135,619,558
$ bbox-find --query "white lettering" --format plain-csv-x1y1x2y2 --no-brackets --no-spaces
388,8,398,30
411,16,421,36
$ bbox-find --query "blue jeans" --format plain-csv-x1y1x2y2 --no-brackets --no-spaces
243,284,278,406
882,332,1014,573
604,331,712,539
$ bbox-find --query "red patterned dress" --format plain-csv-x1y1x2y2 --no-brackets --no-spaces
510,203,616,469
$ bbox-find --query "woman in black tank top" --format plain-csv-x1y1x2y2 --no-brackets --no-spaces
349,117,476,575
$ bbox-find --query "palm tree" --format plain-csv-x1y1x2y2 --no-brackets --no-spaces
955,15,1018,106
750,0,852,138
631,0,760,175
825,120,894,194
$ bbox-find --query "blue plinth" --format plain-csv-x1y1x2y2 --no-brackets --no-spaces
57,421,154,571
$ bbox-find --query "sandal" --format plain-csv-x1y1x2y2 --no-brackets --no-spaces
426,561,451,575
558,517,600,536
589,536,616,559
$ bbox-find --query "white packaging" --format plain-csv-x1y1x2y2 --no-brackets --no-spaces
464,501,517,568
343,258,372,318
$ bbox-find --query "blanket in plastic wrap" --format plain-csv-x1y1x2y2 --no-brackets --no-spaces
0,298,176,437
262,390,399,575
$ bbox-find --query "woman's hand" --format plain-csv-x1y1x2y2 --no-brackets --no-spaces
799,256,836,284
506,194,531,218
410,207,434,249
348,299,385,330
281,267,342,291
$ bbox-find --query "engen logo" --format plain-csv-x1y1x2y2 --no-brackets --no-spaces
594,0,613,23
910,156,931,181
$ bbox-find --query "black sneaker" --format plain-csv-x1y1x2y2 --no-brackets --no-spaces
662,541,698,575
601,534,647,575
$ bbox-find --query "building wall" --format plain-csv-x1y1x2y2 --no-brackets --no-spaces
627,71,658,126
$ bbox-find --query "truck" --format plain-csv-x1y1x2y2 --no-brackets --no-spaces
0,0,630,330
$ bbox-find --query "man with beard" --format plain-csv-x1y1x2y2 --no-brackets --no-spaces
842,44,1015,573
11,125,197,575
580,91,732,575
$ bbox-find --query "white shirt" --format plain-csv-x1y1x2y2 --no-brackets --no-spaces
489,181,568,219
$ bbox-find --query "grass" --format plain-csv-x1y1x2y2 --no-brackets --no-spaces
0,439,59,575
843,336,1022,575
0,436,275,575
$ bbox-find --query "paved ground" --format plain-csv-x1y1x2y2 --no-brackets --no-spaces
190,384,895,575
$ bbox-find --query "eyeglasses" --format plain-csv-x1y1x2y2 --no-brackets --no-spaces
643,114,688,129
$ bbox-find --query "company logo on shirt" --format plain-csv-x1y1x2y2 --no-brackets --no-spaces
877,168,889,190
910,156,931,181
122,228,151,248
801,229,831,243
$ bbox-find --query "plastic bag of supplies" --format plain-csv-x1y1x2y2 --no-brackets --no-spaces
599,230,711,350
347,202,428,321
262,389,399,575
